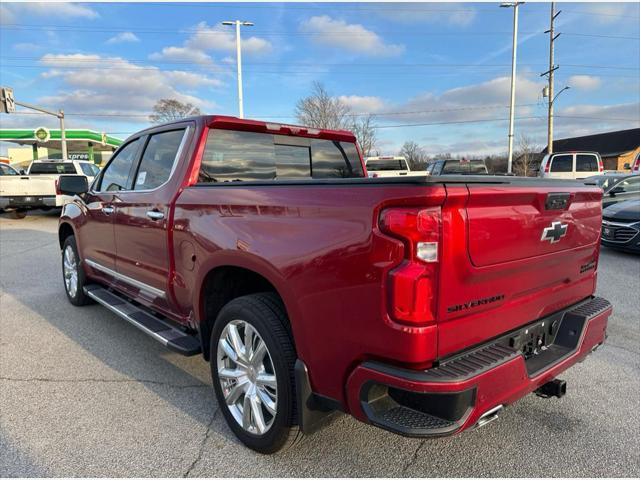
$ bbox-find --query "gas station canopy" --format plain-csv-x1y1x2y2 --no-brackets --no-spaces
0,127,123,151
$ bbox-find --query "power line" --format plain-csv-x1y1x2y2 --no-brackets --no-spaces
2,56,637,71
4,64,637,78
6,111,636,128
1,24,638,40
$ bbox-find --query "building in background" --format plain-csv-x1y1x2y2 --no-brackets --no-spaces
541,128,640,171
0,128,122,167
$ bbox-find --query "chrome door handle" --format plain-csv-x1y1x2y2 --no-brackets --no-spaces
146,210,165,220
101,206,114,215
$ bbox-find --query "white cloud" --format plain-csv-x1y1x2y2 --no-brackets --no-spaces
568,75,602,91
186,22,272,55
299,15,404,57
1,2,98,24
582,3,640,24
37,54,219,121
377,75,543,124
380,3,476,27
106,32,140,45
149,47,213,65
150,21,272,65
338,95,386,113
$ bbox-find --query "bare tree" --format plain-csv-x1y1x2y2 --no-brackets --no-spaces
295,82,350,130
350,115,377,157
514,134,540,177
149,99,201,124
399,141,428,169
295,82,377,155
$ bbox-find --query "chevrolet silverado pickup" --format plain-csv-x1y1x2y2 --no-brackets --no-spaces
57,116,612,453
0,159,100,218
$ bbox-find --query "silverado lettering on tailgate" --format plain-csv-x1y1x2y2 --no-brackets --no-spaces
447,294,505,313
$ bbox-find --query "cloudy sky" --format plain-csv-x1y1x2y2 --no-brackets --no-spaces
0,1,638,157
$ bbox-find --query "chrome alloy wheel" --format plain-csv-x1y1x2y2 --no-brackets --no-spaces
216,320,277,435
63,245,78,297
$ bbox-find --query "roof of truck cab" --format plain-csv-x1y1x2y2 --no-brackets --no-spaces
132,115,356,142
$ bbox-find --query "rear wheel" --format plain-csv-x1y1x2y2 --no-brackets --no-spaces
210,293,301,453
61,236,92,306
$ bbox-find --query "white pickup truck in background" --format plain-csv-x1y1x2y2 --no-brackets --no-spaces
364,156,425,178
0,159,100,218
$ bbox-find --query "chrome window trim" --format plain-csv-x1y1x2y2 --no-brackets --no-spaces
90,125,191,196
125,126,191,194
85,259,165,299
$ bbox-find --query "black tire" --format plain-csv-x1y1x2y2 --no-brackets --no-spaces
210,292,301,453
9,209,27,219
61,235,92,306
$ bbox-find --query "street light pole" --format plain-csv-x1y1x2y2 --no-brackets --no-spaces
59,110,68,161
222,20,254,119
501,2,523,174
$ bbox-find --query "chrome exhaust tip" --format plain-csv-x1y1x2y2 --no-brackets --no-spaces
475,404,504,428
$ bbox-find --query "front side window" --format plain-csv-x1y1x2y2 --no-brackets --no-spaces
0,164,18,176
576,154,598,172
133,129,185,190
613,177,640,194
199,129,364,183
98,139,140,192
550,154,572,173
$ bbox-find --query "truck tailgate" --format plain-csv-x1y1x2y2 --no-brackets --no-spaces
0,175,58,196
437,182,603,358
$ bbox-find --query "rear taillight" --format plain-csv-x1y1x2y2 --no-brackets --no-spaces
379,207,440,326
598,158,604,172
55,179,61,195
544,161,551,173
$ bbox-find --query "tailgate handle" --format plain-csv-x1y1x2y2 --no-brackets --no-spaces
545,192,571,210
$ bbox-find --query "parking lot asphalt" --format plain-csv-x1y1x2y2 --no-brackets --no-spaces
1,211,639,477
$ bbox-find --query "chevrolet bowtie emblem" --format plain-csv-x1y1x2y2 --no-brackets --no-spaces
541,221,568,244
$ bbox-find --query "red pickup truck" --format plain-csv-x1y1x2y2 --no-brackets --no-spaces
58,116,611,453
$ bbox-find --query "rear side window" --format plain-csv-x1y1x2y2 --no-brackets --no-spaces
29,163,77,174
550,154,572,172
576,154,598,172
199,129,363,183
133,129,185,190
98,139,140,192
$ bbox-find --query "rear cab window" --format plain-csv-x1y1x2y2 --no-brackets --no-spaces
550,154,573,172
199,129,364,182
29,163,77,174
366,159,407,172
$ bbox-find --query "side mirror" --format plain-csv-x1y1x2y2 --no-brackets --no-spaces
609,186,624,196
58,175,88,195
623,163,631,169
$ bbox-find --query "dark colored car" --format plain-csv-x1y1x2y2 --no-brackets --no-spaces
584,173,631,191
57,115,611,453
601,199,640,253
602,175,640,208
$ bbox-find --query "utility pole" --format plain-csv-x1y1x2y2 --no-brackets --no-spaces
222,20,254,119
501,2,523,174
542,2,561,154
